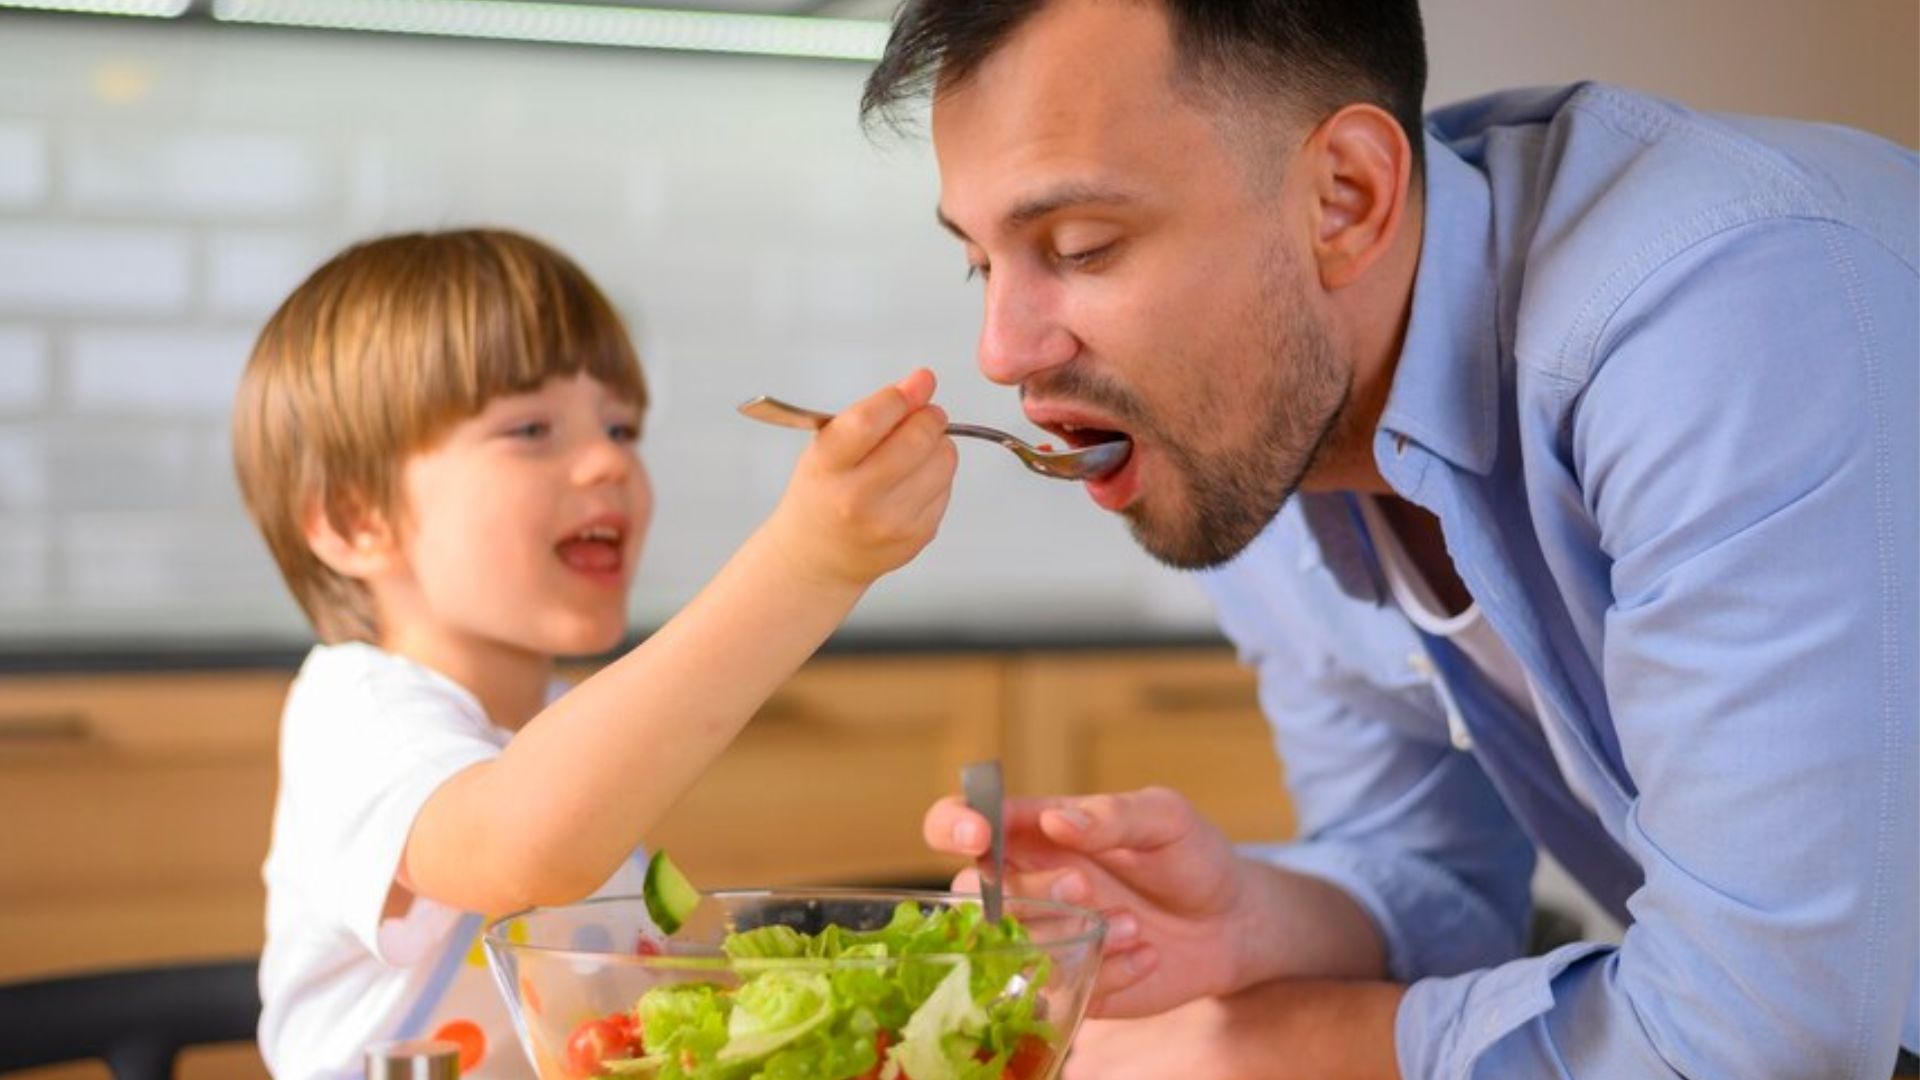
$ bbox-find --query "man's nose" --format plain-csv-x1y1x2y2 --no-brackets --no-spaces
977,275,1078,386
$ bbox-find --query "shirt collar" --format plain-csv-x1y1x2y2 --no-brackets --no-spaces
1373,133,1503,480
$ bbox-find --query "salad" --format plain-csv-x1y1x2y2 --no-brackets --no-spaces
557,855,1057,1080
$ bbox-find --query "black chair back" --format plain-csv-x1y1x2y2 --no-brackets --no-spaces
0,959,261,1080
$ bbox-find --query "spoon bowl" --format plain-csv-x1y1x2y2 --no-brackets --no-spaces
738,395,1130,481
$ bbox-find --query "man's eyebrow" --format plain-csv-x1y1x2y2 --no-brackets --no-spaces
936,183,1142,242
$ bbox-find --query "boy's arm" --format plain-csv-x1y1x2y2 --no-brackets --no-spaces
401,371,956,912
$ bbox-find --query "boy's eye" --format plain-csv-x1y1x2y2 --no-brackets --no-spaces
608,422,641,443
506,421,551,440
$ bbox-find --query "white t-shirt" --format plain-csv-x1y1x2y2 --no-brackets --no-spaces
258,643,649,1080
1356,496,1595,812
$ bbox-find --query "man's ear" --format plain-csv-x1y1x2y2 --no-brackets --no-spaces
1304,102,1414,290
304,496,400,579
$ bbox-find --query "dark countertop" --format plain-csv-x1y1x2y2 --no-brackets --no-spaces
0,626,1234,675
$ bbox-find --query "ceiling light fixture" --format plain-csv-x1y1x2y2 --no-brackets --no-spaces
0,0,189,16
209,0,890,61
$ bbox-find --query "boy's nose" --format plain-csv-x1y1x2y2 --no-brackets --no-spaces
572,435,635,487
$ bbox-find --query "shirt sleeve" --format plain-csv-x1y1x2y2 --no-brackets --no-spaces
1407,219,1918,1078
278,657,502,967
1202,541,1538,983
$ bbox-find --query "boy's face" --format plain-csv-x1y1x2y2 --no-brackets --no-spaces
380,372,651,661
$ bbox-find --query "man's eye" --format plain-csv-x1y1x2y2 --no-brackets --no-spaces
1056,242,1116,269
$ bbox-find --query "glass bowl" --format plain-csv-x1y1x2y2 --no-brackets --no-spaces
483,889,1105,1080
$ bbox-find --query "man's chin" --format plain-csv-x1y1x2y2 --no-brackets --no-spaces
1122,488,1294,572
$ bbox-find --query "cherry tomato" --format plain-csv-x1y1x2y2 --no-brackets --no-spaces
1003,1035,1050,1080
606,1012,642,1052
853,1031,893,1080
563,1014,643,1078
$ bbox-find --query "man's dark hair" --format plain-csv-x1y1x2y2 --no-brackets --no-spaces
861,0,1428,173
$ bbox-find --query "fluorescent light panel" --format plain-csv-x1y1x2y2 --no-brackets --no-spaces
211,0,890,61
0,0,189,15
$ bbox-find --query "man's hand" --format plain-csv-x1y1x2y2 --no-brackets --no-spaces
926,786,1261,1017
1064,979,1407,1080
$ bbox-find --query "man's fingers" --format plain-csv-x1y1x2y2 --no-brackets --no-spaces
924,796,986,855
925,793,1094,858
1038,786,1200,854
1086,944,1161,1017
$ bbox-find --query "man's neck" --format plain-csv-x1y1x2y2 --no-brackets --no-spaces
1302,183,1426,497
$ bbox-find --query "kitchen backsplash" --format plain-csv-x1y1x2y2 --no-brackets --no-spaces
0,17,1222,648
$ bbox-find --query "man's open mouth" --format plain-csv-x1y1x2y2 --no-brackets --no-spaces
1034,419,1132,455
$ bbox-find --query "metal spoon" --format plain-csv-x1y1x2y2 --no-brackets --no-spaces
961,759,1006,924
737,395,1130,481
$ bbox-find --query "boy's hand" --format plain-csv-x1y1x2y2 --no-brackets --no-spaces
765,369,957,588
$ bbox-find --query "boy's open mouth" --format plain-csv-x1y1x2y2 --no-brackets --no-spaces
556,522,624,575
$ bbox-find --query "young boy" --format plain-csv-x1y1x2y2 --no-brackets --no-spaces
231,229,957,1080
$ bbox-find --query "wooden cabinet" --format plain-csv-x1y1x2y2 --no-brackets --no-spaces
1007,651,1293,845
0,673,288,982
0,645,1292,1067
641,655,1003,889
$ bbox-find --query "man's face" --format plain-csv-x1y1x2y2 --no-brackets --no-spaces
931,0,1350,569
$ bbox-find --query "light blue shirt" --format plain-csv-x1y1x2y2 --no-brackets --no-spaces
1200,83,1917,1079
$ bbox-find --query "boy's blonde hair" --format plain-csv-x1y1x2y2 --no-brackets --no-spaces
233,229,648,643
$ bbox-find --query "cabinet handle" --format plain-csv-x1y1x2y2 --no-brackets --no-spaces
1137,682,1258,713
0,711,93,745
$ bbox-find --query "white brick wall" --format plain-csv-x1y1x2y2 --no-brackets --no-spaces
66,130,331,219
0,325,50,412
0,17,1213,644
67,328,254,417
0,223,194,317
0,121,49,210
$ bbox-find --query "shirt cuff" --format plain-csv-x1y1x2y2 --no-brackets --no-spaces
1396,941,1613,1080
1241,840,1528,982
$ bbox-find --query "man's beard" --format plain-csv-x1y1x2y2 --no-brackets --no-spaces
1019,251,1350,571
1134,299,1348,570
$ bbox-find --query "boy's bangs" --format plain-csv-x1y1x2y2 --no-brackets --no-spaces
397,233,648,447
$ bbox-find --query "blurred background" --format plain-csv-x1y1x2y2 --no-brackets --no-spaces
0,2,1912,1076
0,0,1912,649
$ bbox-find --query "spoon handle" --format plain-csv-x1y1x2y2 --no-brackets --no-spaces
741,397,1020,448
737,395,833,431
961,760,1006,925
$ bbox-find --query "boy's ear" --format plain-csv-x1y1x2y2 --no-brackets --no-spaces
303,497,400,579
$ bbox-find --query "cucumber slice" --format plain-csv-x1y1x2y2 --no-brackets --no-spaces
643,850,699,935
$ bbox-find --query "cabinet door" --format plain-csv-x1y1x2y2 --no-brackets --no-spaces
1007,650,1294,844
0,672,288,981
638,655,1003,889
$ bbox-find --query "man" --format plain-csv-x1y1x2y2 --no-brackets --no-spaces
861,0,1919,1076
